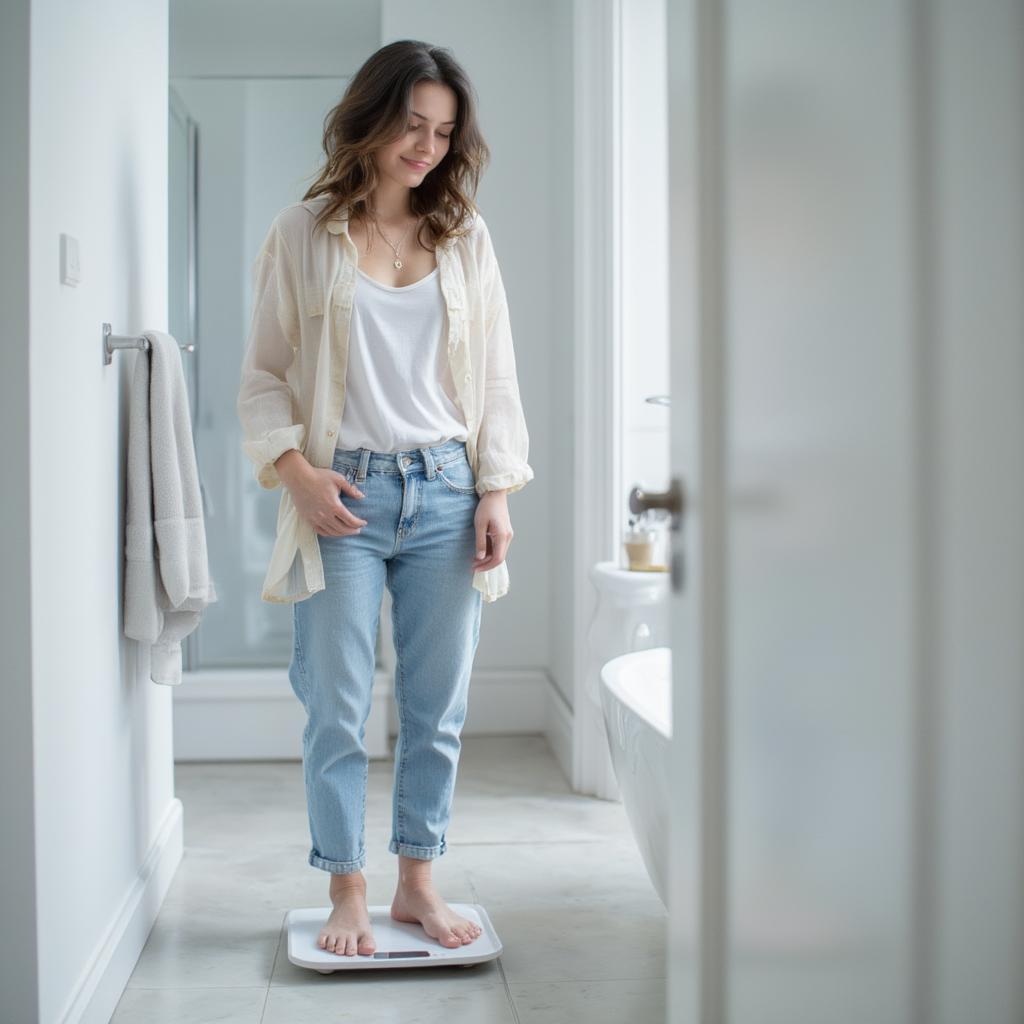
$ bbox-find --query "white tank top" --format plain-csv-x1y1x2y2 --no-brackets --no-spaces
336,266,469,453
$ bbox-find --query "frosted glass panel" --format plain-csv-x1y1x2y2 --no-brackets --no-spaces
726,3,913,1019
171,77,348,668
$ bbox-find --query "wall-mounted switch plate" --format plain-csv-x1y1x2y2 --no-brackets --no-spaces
60,233,81,285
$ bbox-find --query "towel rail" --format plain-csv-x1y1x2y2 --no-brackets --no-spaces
102,322,194,366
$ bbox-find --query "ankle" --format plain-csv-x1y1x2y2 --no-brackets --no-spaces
398,871,433,890
330,870,366,890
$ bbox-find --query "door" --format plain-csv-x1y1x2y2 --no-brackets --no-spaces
666,1,1024,1021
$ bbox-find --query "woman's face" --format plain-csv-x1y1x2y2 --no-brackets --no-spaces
376,80,458,188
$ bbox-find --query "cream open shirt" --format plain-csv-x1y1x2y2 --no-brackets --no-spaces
236,195,534,604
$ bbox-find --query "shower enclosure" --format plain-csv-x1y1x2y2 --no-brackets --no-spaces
168,77,394,761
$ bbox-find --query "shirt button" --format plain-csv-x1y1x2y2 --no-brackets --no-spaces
326,430,335,436
464,372,471,382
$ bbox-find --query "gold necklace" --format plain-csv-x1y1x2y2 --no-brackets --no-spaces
367,215,417,269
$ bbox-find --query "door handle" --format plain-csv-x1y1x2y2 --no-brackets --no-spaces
628,478,686,532
629,478,687,592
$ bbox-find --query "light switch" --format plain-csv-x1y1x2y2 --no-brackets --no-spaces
60,233,81,286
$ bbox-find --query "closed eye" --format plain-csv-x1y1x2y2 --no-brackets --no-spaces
409,123,451,139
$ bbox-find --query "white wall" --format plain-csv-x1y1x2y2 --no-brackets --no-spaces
621,0,671,511
170,0,380,76
545,0,578,709
5,1,176,1021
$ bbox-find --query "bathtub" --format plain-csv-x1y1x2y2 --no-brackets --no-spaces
599,646,672,908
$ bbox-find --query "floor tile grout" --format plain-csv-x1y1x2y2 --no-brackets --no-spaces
258,914,286,1024
115,739,666,1022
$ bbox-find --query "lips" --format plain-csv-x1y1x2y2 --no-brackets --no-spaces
403,157,430,170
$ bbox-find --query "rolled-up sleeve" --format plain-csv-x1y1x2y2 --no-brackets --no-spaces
236,225,306,490
474,221,534,497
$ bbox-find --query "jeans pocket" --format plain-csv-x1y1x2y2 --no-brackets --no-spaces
435,457,478,495
331,460,358,484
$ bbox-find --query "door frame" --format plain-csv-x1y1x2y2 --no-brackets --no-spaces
571,0,626,798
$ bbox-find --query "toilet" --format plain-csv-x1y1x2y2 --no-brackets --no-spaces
584,560,670,711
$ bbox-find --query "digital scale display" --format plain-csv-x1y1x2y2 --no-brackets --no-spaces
373,949,430,959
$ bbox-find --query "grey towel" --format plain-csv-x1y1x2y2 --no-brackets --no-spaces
124,330,217,685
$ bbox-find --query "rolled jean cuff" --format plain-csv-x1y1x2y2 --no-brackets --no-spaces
308,847,366,874
389,838,446,860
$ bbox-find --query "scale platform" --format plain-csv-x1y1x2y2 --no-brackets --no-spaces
286,903,502,972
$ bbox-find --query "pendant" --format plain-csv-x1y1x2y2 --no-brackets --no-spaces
393,258,403,269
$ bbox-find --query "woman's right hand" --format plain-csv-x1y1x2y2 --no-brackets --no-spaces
274,450,368,537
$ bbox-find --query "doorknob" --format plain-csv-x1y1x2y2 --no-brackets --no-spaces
629,478,686,532
629,478,686,592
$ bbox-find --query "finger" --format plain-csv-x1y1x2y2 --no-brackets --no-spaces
317,523,362,537
332,478,365,500
332,470,365,499
334,500,368,529
473,534,497,571
313,510,364,537
475,531,513,571
316,524,356,537
474,520,489,563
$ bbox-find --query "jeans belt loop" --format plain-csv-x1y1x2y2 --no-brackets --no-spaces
420,446,436,480
356,448,371,482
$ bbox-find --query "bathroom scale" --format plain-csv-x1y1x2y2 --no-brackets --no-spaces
286,903,502,972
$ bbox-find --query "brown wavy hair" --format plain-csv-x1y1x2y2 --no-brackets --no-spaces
302,40,490,252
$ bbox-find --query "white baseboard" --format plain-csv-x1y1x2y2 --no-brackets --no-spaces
544,671,575,786
173,667,556,762
73,799,183,1024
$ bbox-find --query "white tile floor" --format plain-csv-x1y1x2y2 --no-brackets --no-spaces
112,734,668,1023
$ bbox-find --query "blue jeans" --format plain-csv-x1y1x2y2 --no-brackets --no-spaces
289,438,483,874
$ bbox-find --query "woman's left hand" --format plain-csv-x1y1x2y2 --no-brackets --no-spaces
473,490,513,572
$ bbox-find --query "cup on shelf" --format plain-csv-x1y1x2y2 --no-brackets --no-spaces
623,527,657,570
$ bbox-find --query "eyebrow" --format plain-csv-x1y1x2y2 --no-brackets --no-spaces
410,110,456,125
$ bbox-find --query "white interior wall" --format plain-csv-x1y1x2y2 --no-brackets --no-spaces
23,2,172,1021
545,0,578,709
622,0,671,532
169,0,380,76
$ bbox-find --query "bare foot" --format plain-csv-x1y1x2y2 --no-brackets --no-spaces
390,876,483,948
318,871,376,957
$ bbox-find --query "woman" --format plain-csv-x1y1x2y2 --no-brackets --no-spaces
236,40,533,958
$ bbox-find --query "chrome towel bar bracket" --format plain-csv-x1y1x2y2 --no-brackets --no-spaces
102,322,194,365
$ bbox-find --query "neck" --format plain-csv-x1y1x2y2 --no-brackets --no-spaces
362,178,415,225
